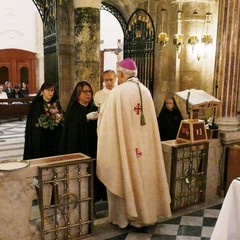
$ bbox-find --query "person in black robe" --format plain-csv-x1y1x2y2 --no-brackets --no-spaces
157,97,183,141
23,82,64,160
59,81,106,203
8,85,25,98
20,82,29,97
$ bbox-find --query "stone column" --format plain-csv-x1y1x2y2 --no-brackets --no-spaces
214,0,240,196
73,0,101,93
57,0,75,110
214,0,240,132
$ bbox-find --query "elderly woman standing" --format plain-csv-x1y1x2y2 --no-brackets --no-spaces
23,82,64,160
157,97,183,141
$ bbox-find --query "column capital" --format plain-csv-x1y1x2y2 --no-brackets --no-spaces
215,117,240,132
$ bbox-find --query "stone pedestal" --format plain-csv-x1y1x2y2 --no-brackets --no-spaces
162,139,222,206
0,153,93,240
215,117,240,132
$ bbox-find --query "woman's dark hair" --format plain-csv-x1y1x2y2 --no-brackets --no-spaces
40,82,55,91
21,82,28,88
31,82,58,105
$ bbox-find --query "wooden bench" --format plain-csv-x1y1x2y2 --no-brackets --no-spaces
0,97,35,120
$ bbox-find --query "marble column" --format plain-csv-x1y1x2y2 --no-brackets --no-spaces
214,0,240,132
73,0,101,93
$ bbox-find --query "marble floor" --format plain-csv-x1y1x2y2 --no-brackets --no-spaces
0,118,224,240
0,118,26,161
92,198,223,240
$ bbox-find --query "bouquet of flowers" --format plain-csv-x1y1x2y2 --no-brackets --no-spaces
36,101,64,130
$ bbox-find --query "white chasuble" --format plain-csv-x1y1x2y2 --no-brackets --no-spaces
97,78,172,228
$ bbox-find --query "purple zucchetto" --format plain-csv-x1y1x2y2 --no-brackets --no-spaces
119,58,137,70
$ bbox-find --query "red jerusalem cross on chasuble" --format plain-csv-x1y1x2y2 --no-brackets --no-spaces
135,148,142,158
134,103,142,114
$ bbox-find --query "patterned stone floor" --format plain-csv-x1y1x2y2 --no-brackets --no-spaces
0,118,223,240
93,199,223,240
0,118,26,162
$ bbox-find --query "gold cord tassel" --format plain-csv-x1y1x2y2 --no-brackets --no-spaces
141,112,146,126
137,82,146,126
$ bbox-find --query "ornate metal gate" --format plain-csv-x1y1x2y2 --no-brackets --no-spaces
124,9,155,95
170,142,209,210
37,156,94,240
101,5,155,95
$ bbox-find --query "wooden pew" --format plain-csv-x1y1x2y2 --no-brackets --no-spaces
0,97,34,120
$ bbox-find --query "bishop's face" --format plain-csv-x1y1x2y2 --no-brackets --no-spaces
117,70,124,85
79,85,92,106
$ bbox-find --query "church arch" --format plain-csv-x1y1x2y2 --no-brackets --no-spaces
101,4,155,94
20,67,29,84
101,2,127,33
0,67,9,85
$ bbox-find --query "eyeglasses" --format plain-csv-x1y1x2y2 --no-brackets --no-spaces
45,89,55,92
82,90,92,94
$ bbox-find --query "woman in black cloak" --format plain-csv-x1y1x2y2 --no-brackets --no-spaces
23,82,64,160
157,97,183,141
59,81,106,203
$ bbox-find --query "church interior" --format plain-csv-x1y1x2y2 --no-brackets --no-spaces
0,0,240,239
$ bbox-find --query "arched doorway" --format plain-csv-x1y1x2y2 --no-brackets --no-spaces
101,4,155,94
100,3,126,87
32,0,57,87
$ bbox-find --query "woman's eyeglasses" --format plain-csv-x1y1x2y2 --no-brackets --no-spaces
45,89,55,92
82,90,92,94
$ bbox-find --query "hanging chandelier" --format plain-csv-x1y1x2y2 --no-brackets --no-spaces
202,34,212,44
173,10,184,53
188,9,199,53
202,12,213,44
157,8,169,51
157,32,169,47
173,34,184,53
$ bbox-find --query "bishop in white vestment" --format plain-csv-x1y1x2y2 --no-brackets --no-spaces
97,58,172,228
